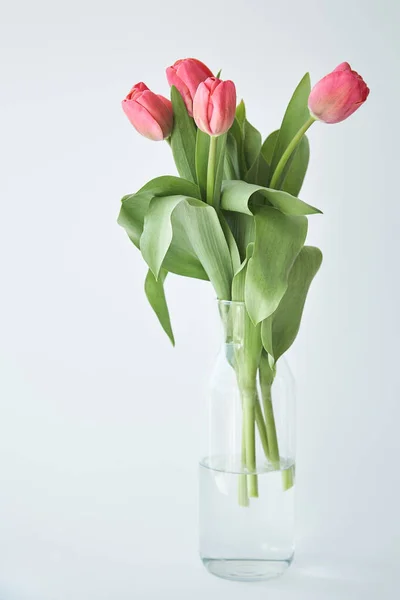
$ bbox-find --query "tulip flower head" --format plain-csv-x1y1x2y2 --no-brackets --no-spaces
308,62,370,124
166,58,214,116
122,82,173,141
193,77,236,137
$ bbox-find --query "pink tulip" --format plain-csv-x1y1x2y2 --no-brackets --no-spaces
166,58,214,116
308,62,370,124
193,77,236,137
122,82,173,141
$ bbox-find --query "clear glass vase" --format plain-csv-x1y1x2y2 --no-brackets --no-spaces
199,301,296,582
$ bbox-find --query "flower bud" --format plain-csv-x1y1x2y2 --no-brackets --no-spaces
122,82,173,141
308,62,369,124
166,58,213,116
193,77,236,136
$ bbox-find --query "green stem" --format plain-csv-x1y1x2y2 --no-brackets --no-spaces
261,384,280,466
269,116,315,189
238,419,249,507
255,391,270,460
206,135,218,206
243,391,258,497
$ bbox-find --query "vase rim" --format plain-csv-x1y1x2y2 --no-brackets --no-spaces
217,299,245,307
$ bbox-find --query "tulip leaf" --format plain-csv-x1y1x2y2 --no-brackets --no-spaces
262,129,310,195
270,73,311,175
232,243,254,301
243,119,262,171
144,268,175,346
228,118,246,175
141,195,192,279
261,246,322,361
245,206,308,324
221,179,321,216
139,175,200,200
118,192,151,248
261,130,279,165
225,132,240,179
235,100,246,127
119,192,207,281
245,153,270,186
224,212,255,263
219,213,241,274
280,135,310,197
170,86,197,184
140,195,233,299
195,129,210,201
213,133,227,207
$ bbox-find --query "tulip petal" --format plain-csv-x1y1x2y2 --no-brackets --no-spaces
193,82,213,135
166,66,193,114
209,80,236,136
122,99,164,141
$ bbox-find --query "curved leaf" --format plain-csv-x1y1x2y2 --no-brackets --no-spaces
144,268,175,346
119,193,207,281
139,175,200,199
232,243,254,301
261,246,322,361
270,72,311,174
141,195,188,278
170,86,197,183
224,212,255,263
245,206,308,324
219,213,241,274
118,192,151,247
221,179,321,216
140,195,233,299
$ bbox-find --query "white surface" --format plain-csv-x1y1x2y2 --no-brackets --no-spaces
0,0,399,598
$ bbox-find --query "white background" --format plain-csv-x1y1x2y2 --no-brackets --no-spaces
0,0,399,598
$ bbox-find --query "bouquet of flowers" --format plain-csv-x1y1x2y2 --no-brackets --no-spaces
118,58,369,500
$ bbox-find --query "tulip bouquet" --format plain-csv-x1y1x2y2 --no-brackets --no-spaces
118,59,369,500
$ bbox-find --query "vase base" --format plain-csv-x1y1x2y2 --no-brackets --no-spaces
202,557,293,582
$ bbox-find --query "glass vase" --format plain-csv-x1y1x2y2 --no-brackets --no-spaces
199,300,296,582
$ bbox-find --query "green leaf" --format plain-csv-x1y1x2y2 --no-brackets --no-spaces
177,199,234,299
262,129,310,195
228,118,246,175
141,195,187,278
170,86,197,183
213,133,227,207
243,119,262,171
280,135,310,197
270,73,311,174
245,206,308,324
219,212,241,274
195,129,210,201
236,100,246,127
144,268,175,346
215,68,222,78
140,195,233,299
221,179,321,216
244,153,270,186
225,132,240,179
232,243,254,302
261,246,322,361
224,212,255,262
139,175,200,200
118,191,207,281
118,192,151,248
261,130,279,165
